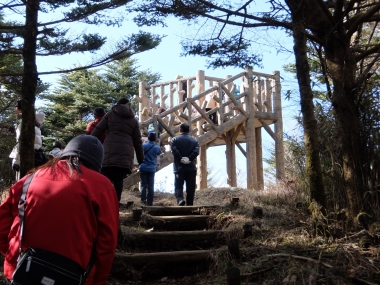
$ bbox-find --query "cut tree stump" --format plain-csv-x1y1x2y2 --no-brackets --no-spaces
226,267,241,285
242,223,253,238
132,208,143,220
129,230,226,242
227,239,240,259
252,206,263,218
141,214,214,230
114,249,226,266
231,197,239,206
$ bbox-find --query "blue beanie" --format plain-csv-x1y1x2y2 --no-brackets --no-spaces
61,135,104,172
148,132,156,141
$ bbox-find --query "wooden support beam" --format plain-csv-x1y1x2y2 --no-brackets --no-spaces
256,127,264,190
189,98,221,135
232,124,243,142
236,142,247,158
168,115,176,127
273,71,285,180
157,116,176,137
196,70,207,190
226,130,237,187
259,119,275,140
245,68,258,190
221,84,248,117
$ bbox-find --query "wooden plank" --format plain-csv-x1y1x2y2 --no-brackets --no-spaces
141,214,213,230
259,119,275,140
129,230,225,242
142,215,212,223
143,205,222,213
114,249,226,265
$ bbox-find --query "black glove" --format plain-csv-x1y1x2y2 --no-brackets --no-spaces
13,164,20,172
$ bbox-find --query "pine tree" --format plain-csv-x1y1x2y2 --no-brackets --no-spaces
0,0,161,177
40,58,160,144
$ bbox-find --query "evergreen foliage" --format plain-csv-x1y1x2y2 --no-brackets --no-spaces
0,0,162,177
40,58,161,144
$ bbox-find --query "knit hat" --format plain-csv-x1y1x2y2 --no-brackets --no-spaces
49,148,63,158
35,112,45,125
148,132,156,141
61,135,104,172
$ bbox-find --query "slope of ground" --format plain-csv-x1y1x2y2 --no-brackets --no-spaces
109,185,380,285
1,184,379,285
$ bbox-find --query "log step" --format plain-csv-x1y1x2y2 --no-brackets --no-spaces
142,205,223,216
129,230,225,242
141,214,214,230
115,249,226,266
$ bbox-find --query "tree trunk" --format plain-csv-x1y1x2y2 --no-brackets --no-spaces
324,36,365,220
299,0,367,222
20,0,39,178
287,0,327,211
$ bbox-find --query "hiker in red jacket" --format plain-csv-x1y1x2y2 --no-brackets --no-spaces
86,107,106,143
0,135,119,285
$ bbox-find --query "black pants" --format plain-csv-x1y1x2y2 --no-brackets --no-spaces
101,166,128,202
205,108,217,124
174,171,197,206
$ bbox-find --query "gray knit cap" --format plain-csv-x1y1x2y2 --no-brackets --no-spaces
61,135,104,172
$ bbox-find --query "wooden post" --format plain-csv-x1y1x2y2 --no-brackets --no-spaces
265,77,272,113
273,71,285,180
245,68,258,190
132,207,143,220
169,82,175,108
227,239,240,259
139,81,150,123
231,197,239,206
243,223,253,238
253,206,263,218
160,84,165,109
226,267,241,285
217,81,224,124
196,70,207,190
256,77,262,112
255,127,264,190
225,130,237,187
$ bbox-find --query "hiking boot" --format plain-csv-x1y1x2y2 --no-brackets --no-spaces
178,199,186,206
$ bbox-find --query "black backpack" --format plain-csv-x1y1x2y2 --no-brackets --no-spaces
35,148,48,167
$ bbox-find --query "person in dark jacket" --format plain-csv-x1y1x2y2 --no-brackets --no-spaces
86,107,106,143
170,123,200,206
139,132,162,206
91,98,144,202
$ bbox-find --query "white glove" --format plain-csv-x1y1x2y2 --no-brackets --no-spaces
180,157,190,164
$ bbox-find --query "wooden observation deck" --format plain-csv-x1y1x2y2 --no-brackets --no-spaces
124,69,284,190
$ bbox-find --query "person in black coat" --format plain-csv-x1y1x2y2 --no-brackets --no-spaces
170,123,200,206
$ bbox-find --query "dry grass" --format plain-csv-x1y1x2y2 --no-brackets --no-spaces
1,183,379,285
114,184,380,285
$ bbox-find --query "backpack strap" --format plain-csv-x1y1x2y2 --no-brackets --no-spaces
144,144,155,155
18,173,35,253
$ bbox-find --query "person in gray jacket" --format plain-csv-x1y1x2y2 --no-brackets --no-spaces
92,98,144,202
170,123,200,206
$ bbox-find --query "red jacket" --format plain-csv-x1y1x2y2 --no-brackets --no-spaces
0,161,119,284
86,117,106,143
